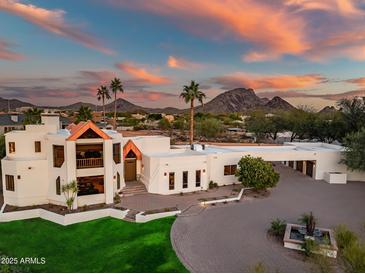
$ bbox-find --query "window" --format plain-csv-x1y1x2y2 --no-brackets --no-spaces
169,172,175,190
8,142,15,154
113,143,121,164
35,141,41,153
56,176,61,195
182,171,188,189
53,145,65,168
5,175,15,191
195,170,201,187
224,165,237,176
117,172,121,189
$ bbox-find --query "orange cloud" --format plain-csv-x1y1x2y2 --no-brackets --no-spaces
0,39,24,61
113,0,308,61
0,0,113,54
285,0,364,17
344,77,365,87
116,62,170,85
211,72,327,90
167,55,202,70
259,89,365,100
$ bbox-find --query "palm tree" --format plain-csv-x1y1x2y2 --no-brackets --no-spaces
23,107,42,125
337,98,365,133
180,80,206,145
76,106,93,123
110,78,124,130
97,85,111,128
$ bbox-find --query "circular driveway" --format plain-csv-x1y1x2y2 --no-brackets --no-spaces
171,164,365,272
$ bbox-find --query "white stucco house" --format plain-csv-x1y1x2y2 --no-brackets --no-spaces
2,114,365,209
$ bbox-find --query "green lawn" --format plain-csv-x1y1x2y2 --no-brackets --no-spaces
0,217,188,272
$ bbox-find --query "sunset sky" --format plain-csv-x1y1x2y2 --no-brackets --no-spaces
1,0,365,110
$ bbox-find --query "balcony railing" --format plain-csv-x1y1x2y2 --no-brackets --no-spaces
76,158,103,169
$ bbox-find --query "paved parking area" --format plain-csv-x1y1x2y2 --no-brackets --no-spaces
171,164,365,272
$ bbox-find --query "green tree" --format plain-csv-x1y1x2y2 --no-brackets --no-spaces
0,134,5,160
180,80,206,145
338,98,365,133
342,128,365,171
158,118,171,130
97,85,111,127
76,106,93,123
235,155,279,190
195,118,224,139
110,78,124,129
23,107,42,125
245,111,269,142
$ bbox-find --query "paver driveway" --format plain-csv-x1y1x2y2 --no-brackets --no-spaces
171,164,365,272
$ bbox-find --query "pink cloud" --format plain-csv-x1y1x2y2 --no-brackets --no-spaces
258,89,365,100
167,55,202,70
0,39,24,61
285,0,364,17
111,0,308,61
0,0,114,55
211,72,327,90
121,90,176,102
116,62,170,85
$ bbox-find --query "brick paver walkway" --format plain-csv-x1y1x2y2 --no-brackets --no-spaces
119,185,241,212
171,164,365,272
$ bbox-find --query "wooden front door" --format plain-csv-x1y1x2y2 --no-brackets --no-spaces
124,159,136,181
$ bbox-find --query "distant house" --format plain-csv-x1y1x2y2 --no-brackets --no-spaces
0,113,25,135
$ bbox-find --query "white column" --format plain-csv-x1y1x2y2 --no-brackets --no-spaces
65,140,77,209
104,139,114,204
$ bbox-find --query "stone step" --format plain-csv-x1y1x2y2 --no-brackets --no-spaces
123,209,139,222
120,184,147,196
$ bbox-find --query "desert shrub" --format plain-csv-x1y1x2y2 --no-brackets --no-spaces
310,254,334,273
113,192,121,203
250,261,266,273
269,218,286,238
302,238,319,257
342,242,365,272
334,224,358,249
209,181,218,189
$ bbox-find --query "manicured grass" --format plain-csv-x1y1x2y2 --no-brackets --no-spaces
0,217,188,272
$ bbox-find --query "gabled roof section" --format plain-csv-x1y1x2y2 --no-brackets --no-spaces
67,120,111,141
123,139,142,160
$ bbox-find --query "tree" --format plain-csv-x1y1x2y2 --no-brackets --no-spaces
61,180,78,211
235,155,279,190
180,80,206,145
195,118,224,139
76,106,93,123
97,85,111,127
245,111,270,142
338,98,365,133
158,117,171,130
342,128,365,171
110,78,124,130
23,107,42,125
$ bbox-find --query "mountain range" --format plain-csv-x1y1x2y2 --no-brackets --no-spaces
0,88,297,114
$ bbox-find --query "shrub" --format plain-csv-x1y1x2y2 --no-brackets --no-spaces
114,192,121,203
334,224,358,249
342,242,365,272
235,156,279,190
299,212,316,236
310,254,334,273
250,261,266,273
209,181,218,189
269,218,286,238
301,238,319,257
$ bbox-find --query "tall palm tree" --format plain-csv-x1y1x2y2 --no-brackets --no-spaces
97,85,111,127
337,98,365,133
180,80,206,145
110,78,124,130
23,107,42,125
76,106,93,123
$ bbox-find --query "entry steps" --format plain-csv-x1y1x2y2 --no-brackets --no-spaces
120,182,147,196
123,209,139,222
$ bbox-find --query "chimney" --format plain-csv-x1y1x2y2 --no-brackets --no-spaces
41,113,60,130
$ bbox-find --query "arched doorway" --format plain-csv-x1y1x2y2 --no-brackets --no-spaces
124,150,137,181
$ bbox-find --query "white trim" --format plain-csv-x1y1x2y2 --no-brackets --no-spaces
135,210,181,223
0,208,128,226
200,187,246,205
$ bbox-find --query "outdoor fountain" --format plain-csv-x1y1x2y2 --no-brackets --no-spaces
283,212,338,258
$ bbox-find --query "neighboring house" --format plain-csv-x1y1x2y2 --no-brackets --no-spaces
2,114,365,208
0,113,25,135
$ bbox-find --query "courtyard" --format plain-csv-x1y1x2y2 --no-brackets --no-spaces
171,164,365,272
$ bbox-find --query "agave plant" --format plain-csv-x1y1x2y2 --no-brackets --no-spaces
299,212,316,236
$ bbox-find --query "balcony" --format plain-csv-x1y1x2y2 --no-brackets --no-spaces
76,143,103,169
76,158,103,169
